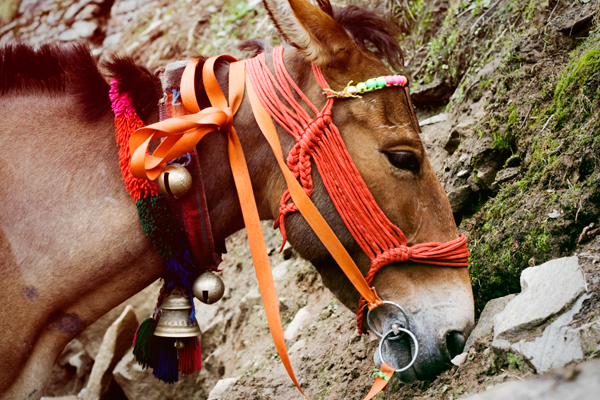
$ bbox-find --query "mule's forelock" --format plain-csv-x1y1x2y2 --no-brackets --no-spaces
333,6,405,71
102,55,162,123
0,42,111,120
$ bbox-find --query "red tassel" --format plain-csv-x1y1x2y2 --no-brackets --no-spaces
178,337,201,375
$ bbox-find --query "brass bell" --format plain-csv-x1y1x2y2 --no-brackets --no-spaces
158,165,192,199
193,271,225,304
154,292,202,338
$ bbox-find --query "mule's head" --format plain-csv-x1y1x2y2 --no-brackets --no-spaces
260,0,474,381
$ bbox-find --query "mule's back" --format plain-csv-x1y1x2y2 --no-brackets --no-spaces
0,43,163,399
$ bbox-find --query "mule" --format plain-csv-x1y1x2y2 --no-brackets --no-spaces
0,0,474,398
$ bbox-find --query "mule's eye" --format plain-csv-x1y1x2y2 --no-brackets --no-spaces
384,151,420,174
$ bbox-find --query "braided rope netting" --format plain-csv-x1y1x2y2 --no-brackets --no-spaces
246,47,469,333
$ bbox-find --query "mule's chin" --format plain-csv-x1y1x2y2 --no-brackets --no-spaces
374,336,450,382
373,320,468,382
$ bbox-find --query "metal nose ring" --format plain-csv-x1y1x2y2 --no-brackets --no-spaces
378,328,419,373
366,300,410,340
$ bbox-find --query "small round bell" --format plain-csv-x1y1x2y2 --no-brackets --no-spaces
193,271,225,304
154,292,202,338
158,165,192,199
174,339,186,350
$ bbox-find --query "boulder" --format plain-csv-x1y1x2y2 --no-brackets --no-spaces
491,167,520,189
419,113,449,127
113,352,208,400
463,359,600,400
207,377,239,400
491,257,590,373
18,0,54,16
44,339,92,397
78,281,161,360
447,185,472,213
493,294,588,373
464,294,516,350
494,257,586,340
476,165,498,190
82,306,139,400
284,306,311,342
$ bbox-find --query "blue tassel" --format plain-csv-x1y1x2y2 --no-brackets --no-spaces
166,251,197,294
166,251,199,322
152,337,179,384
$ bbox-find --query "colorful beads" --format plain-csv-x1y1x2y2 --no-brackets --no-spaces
350,74,407,94
324,74,409,98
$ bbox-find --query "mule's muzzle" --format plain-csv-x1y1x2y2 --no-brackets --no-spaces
371,305,470,382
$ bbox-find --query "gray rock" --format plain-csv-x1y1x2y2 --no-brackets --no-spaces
78,281,161,360
289,338,306,354
457,169,470,178
71,20,98,38
467,174,480,192
494,257,585,340
463,359,600,400
113,352,208,400
18,0,54,16
45,9,65,25
419,113,449,127
284,306,311,341
493,295,588,373
64,0,94,22
83,305,139,400
208,377,239,400
272,259,292,284
447,185,472,213
476,165,498,190
102,32,123,49
68,350,93,379
465,294,516,350
77,4,101,20
548,209,561,219
451,352,467,366
111,0,139,16
491,167,520,189
557,7,596,35
445,121,473,154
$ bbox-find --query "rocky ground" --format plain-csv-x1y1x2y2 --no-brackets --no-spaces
2,0,600,399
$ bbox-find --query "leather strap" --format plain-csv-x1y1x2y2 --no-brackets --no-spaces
364,362,396,400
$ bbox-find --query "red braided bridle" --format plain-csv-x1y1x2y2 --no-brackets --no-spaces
246,46,469,333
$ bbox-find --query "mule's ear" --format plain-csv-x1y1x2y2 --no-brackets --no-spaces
263,0,353,66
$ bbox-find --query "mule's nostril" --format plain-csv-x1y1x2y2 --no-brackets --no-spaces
446,331,466,359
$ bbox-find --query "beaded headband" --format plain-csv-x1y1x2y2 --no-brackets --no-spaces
323,74,408,98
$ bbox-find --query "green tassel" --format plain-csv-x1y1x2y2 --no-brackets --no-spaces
135,195,188,262
133,317,158,369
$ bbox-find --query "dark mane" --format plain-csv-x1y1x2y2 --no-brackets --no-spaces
0,42,162,123
102,55,162,123
0,42,111,120
334,5,404,70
